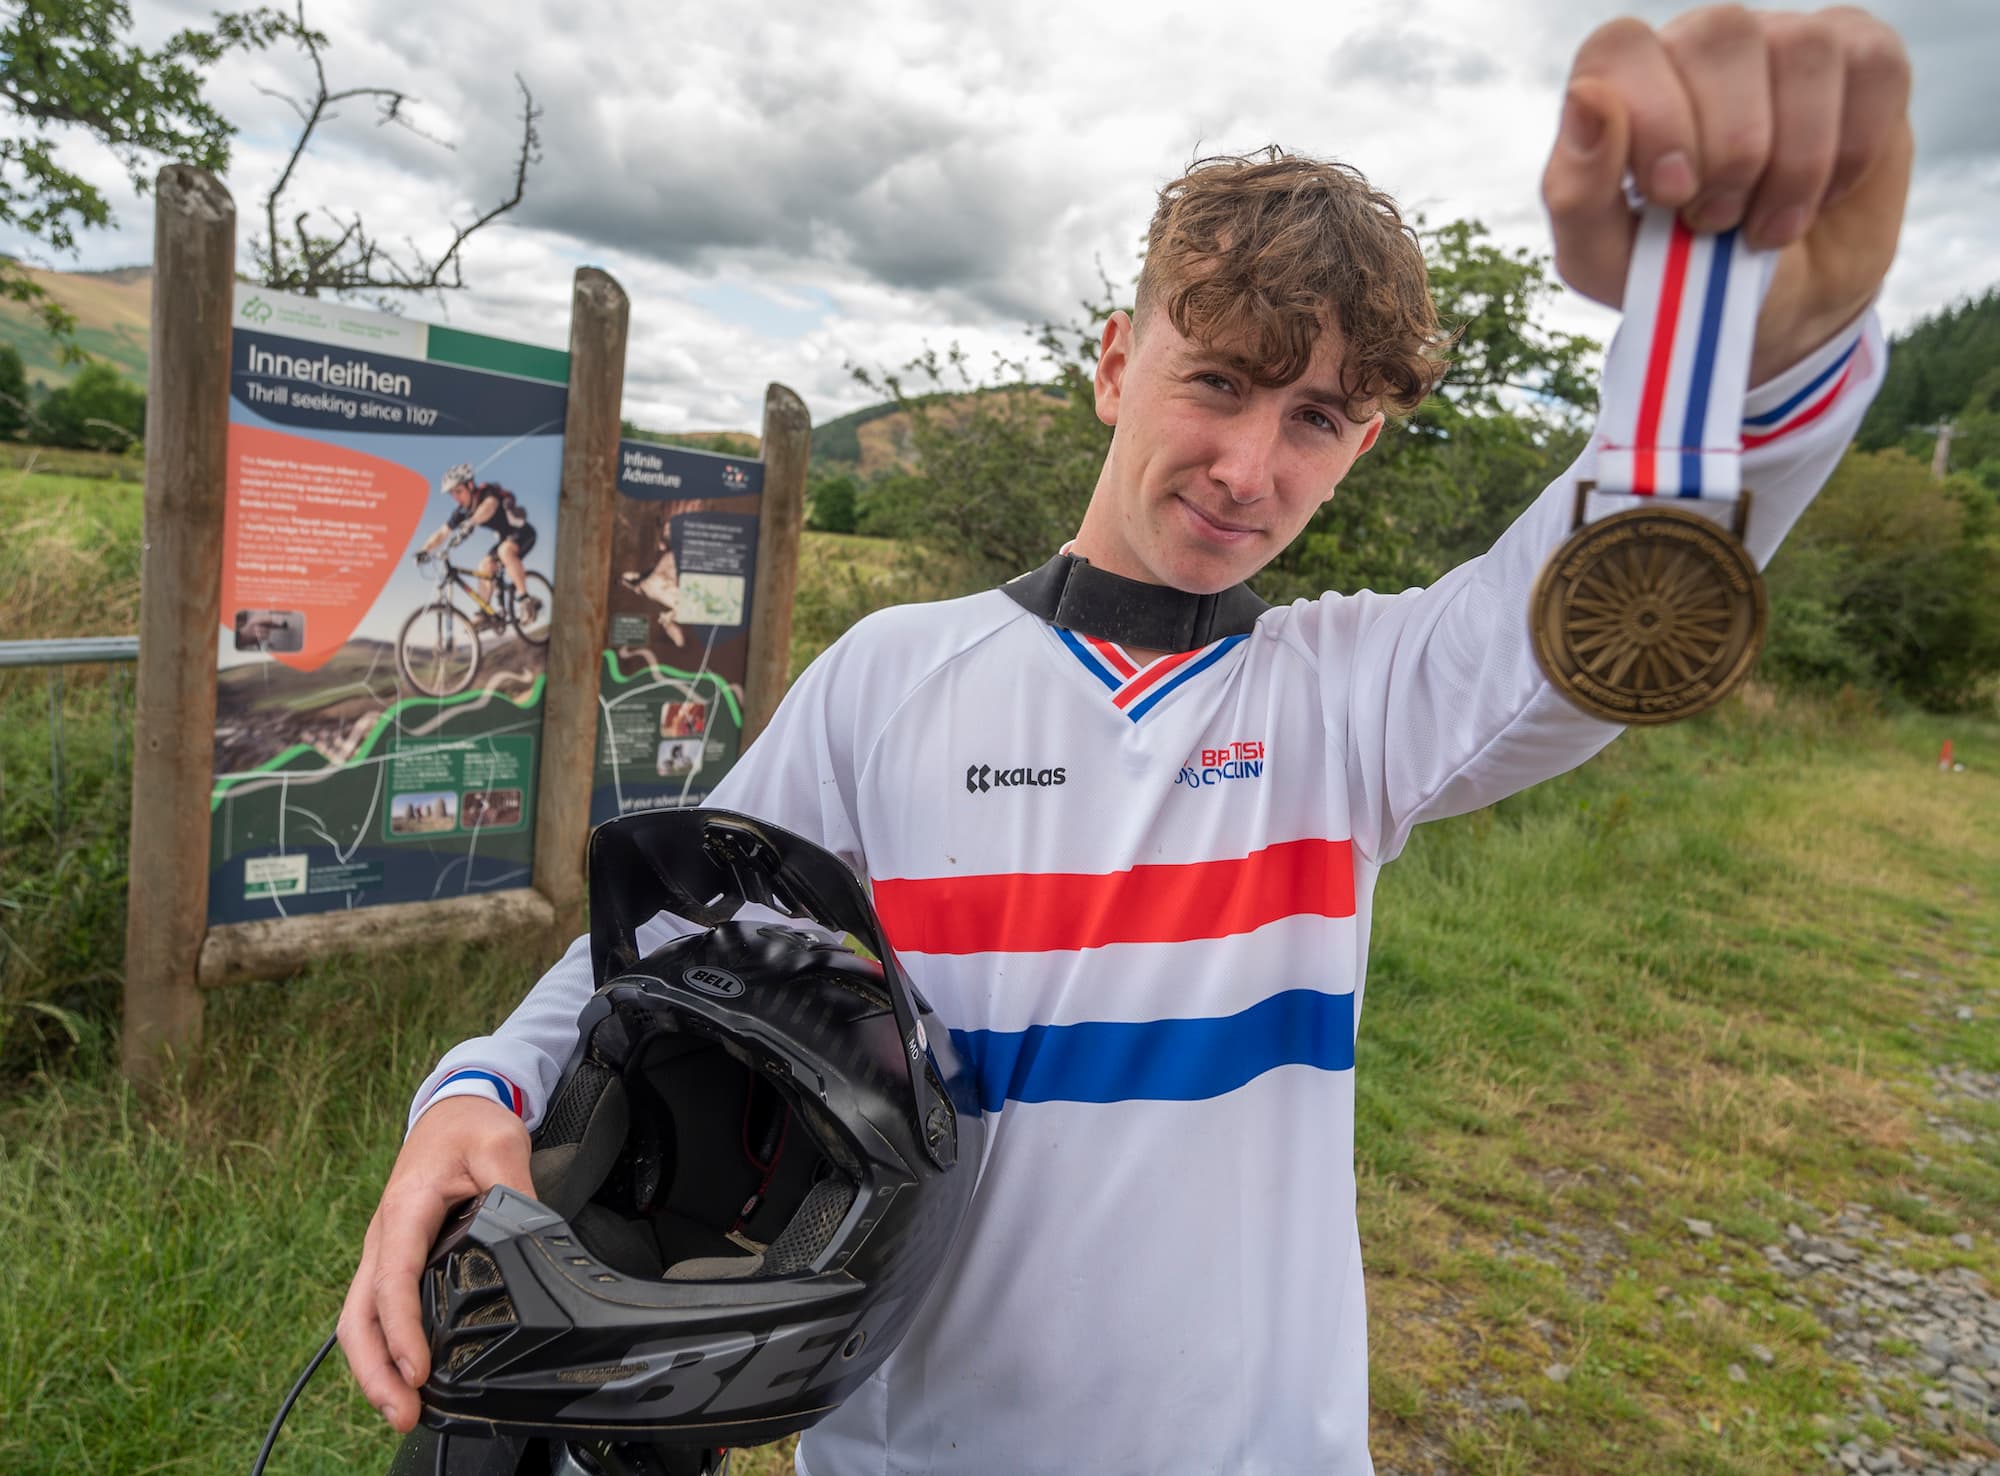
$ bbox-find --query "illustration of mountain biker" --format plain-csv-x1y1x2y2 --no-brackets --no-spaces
415,463,540,625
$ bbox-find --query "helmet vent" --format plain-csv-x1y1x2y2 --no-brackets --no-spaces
462,1295,516,1327
555,1362,648,1386
539,1059,616,1149
445,1335,497,1374
763,1174,857,1276
453,1249,504,1292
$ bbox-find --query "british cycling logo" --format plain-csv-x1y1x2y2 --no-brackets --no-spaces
240,295,273,324
965,762,1066,794
1174,738,1266,789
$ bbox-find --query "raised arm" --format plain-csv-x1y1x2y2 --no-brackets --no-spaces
1328,6,1909,863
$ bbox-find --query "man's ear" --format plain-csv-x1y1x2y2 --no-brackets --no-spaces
1355,412,1384,457
1094,311,1133,427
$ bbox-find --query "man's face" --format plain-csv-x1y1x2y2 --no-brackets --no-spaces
1072,308,1383,595
450,483,474,508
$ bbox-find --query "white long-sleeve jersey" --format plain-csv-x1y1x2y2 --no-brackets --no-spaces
415,319,1882,1475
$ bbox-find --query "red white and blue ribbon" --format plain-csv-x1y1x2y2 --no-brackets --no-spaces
1593,206,1776,501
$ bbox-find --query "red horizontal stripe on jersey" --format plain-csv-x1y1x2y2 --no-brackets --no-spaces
874,837,1356,955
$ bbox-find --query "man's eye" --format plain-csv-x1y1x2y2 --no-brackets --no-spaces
1197,373,1234,392
1301,408,1341,434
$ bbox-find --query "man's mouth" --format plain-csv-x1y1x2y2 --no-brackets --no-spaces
1177,496,1261,541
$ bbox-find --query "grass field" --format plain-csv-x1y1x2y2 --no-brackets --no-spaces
2,459,1997,1473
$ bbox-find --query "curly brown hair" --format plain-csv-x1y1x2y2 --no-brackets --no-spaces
1136,149,1453,417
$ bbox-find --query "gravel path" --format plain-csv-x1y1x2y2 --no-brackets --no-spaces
1378,1057,2000,1474
1784,1064,2000,1476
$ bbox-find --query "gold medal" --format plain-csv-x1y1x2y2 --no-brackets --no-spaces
1531,489,1766,725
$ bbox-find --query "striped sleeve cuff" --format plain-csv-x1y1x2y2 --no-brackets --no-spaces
418,1067,527,1119
1742,313,1876,450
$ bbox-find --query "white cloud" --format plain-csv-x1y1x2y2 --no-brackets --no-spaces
10,1,1995,431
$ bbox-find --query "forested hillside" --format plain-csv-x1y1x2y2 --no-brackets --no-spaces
1859,288,2000,487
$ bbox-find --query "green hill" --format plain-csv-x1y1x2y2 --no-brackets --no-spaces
0,263,151,389
1858,287,2000,447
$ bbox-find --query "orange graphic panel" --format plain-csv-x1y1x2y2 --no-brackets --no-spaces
221,425,428,669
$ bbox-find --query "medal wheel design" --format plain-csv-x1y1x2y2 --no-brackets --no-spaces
1531,505,1767,725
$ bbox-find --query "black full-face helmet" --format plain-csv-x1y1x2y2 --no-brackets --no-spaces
404,809,984,1457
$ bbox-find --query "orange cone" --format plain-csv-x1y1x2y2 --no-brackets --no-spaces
1939,739,1954,771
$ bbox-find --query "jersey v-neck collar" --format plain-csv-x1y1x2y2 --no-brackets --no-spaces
1051,623,1251,723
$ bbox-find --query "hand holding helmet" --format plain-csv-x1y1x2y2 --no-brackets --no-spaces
336,1095,533,1434
301,811,986,1475
390,811,982,1458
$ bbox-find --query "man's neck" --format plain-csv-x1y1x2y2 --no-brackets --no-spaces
1057,537,1170,664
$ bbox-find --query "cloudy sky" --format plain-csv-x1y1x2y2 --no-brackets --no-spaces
17,1,1999,433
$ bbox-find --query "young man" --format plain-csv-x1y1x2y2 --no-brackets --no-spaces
416,463,542,624
342,9,1911,1470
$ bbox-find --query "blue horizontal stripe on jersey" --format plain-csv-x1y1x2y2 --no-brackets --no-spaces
947,987,1354,1112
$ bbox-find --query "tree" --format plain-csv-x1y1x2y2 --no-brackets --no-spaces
248,2,541,302
32,358,142,448
1,0,540,345
806,471,861,534
1857,287,2000,451
1254,220,1598,602
0,0,294,347
844,220,1601,614
1762,448,2000,709
0,343,27,438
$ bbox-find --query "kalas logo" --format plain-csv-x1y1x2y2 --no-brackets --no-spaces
240,295,273,323
1174,738,1266,790
965,762,1066,794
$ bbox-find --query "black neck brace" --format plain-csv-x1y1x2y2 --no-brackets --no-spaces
999,552,1269,654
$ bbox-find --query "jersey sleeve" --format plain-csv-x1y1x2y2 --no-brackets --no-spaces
1299,310,1886,866
405,628,870,1135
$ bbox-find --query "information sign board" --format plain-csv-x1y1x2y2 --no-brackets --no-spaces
590,439,764,823
208,286,568,923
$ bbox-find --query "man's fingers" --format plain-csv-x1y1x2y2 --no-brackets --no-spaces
1746,12,1844,248
1659,6,1772,231
336,1227,423,1432
1823,8,1912,207
1542,78,1635,306
1571,17,1701,208
373,1183,454,1397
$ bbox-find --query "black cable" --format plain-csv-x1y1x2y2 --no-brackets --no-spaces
434,1426,450,1476
251,1327,338,1476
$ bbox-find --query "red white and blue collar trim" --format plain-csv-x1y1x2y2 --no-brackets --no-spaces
426,1067,526,1117
1056,626,1248,721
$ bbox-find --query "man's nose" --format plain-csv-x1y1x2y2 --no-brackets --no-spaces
1208,408,1282,503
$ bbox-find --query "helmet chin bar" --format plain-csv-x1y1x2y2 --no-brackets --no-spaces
585,810,957,1171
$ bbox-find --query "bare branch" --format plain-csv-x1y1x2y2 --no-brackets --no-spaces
251,7,539,301
252,81,313,124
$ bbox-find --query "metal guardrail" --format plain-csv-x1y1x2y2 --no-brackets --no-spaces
0,635,137,835
0,636,140,669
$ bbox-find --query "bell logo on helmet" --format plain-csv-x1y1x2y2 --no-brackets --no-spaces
682,965,746,998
